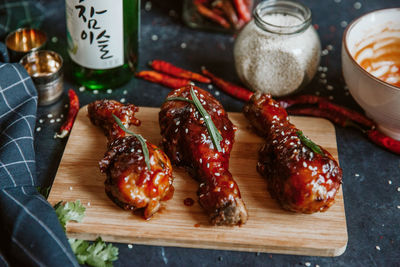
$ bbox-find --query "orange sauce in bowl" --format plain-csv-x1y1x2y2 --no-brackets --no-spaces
354,30,400,88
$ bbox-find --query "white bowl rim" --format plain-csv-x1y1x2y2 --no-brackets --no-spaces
343,7,400,91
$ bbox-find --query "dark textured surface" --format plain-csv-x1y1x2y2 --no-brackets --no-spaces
32,0,399,266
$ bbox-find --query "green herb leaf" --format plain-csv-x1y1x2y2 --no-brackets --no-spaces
190,88,223,152
165,88,223,152
36,186,51,199
296,131,324,156
112,114,151,170
54,200,86,231
68,237,119,267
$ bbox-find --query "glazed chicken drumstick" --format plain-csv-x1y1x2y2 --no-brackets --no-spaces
88,100,174,219
159,85,248,225
243,93,342,213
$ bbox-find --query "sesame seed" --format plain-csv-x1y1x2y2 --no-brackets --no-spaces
215,91,220,96
320,73,326,78
328,95,334,100
180,42,187,49
36,127,41,132
185,128,188,133
353,2,362,9
305,262,311,267
151,34,158,41
327,44,334,50
79,86,85,92
93,90,99,94
397,187,400,192
340,21,348,28
321,49,329,56
175,128,178,133
64,104,68,108
120,98,126,103
123,90,128,95
144,1,152,11
56,118,61,122
376,245,381,251
106,89,113,94
215,173,220,176
39,119,44,123
50,119,55,123
208,84,213,89
388,180,392,184
176,121,180,125
207,163,210,168
397,205,400,209
51,36,58,43
334,0,341,3
47,114,53,118
327,85,334,91
60,114,64,118
128,244,133,249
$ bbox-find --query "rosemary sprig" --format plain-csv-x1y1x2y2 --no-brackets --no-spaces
112,114,151,170
296,131,324,156
165,88,223,152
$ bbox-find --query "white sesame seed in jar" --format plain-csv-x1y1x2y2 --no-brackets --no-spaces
234,0,321,97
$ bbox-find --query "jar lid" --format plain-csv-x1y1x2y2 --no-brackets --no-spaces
254,0,312,34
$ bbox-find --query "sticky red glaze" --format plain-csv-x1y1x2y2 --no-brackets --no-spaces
88,99,174,219
88,99,140,142
243,93,343,213
184,197,195,206
159,85,248,225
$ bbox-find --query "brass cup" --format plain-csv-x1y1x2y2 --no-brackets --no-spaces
19,50,64,106
5,28,47,62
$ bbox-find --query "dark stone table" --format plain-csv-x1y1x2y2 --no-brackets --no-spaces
34,0,399,266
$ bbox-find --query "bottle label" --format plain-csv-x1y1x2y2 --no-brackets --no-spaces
66,0,123,70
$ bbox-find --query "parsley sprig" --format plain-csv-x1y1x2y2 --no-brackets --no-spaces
165,87,223,152
54,201,119,267
112,114,151,170
296,131,324,156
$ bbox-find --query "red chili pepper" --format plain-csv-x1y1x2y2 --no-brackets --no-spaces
195,2,231,29
367,129,400,154
54,89,80,139
287,107,349,127
233,0,251,22
278,95,323,109
279,95,375,128
136,70,191,89
317,101,375,128
221,0,240,29
151,60,211,84
201,67,254,101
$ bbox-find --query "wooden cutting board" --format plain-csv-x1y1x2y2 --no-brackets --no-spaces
48,106,347,257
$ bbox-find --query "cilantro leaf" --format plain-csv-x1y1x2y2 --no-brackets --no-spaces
36,186,51,199
54,200,86,231
69,237,119,267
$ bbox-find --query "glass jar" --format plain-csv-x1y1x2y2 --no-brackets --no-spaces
234,0,321,97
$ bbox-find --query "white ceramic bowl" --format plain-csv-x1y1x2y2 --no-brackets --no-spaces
342,8,400,140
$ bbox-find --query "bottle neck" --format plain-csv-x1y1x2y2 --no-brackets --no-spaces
253,0,312,35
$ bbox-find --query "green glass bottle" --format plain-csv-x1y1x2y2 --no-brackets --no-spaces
65,0,140,90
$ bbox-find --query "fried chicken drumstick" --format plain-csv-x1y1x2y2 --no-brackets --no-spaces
159,85,248,225
88,100,174,219
243,93,342,213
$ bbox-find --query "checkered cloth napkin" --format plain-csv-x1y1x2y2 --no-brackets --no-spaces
0,60,78,265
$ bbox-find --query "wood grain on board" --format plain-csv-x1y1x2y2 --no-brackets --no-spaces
48,106,347,257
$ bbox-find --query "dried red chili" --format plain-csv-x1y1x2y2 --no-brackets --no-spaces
54,89,80,139
136,70,191,89
233,0,251,22
151,60,211,84
279,95,375,128
194,1,231,29
201,67,253,101
221,0,240,29
287,107,349,128
367,130,400,155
